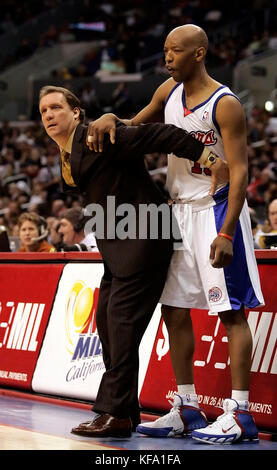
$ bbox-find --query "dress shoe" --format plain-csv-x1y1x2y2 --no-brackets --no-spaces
71,413,132,438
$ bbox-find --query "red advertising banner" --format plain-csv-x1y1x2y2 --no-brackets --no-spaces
0,264,64,389
0,252,275,431
139,262,277,431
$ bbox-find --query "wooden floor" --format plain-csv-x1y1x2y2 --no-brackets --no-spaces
0,423,109,450
0,389,276,454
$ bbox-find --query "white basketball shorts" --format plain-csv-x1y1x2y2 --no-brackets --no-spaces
160,185,264,312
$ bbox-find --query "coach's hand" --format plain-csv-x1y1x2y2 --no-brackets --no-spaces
209,158,229,196
209,235,233,268
87,113,117,152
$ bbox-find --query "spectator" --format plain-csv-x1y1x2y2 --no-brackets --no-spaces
50,198,67,218
28,182,47,209
111,83,132,117
249,208,261,248
247,163,265,208
256,198,277,248
18,212,55,252
58,207,98,252
80,83,102,119
268,198,277,230
48,216,63,250
58,21,76,43
36,152,61,201
39,23,59,48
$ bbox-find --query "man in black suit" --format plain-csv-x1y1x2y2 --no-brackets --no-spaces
39,85,228,438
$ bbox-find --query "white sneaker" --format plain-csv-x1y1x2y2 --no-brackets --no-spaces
191,398,259,445
136,393,208,437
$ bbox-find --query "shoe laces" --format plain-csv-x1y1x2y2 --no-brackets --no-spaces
207,410,235,431
168,393,183,409
205,399,238,431
153,394,183,425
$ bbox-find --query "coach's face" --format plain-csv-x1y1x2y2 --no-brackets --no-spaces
39,91,80,148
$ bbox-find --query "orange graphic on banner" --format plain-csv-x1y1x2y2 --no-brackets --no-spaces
65,281,99,355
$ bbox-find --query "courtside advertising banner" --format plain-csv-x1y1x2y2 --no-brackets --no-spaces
139,263,277,430
32,263,105,399
0,264,63,389
32,262,161,401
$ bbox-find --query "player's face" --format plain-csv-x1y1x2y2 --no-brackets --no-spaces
39,92,79,145
164,32,199,83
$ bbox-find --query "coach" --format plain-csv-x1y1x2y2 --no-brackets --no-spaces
39,85,228,438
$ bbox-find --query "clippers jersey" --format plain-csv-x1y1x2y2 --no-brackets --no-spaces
160,81,264,311
165,82,236,200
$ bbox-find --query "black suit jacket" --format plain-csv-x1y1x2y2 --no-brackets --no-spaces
66,122,205,277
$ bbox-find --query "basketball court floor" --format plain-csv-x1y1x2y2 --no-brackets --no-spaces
0,388,276,455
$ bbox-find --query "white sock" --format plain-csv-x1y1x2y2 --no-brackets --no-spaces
177,384,198,407
231,390,249,409
177,384,196,395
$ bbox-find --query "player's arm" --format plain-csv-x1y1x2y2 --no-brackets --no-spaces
86,79,175,152
210,96,248,268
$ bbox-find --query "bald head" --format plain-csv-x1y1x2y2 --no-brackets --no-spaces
167,24,209,52
163,24,209,82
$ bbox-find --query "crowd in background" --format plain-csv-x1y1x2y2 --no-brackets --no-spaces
0,0,61,34
0,0,277,251
0,97,277,251
1,0,277,75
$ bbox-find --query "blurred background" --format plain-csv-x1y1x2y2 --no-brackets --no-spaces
0,0,277,250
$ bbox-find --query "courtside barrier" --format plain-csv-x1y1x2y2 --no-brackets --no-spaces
0,251,276,432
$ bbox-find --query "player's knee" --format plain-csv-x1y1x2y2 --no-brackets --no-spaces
218,308,248,332
161,305,190,330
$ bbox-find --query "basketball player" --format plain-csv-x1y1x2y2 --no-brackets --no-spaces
87,25,264,444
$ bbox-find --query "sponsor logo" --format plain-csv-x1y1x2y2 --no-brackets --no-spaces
165,391,273,415
248,310,277,374
208,287,222,303
64,281,104,383
0,301,45,352
64,280,100,357
65,280,99,355
222,424,236,434
155,311,277,375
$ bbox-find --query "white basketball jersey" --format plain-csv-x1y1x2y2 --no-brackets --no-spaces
164,82,237,200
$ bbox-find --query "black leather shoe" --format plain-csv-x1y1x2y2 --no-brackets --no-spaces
71,413,132,438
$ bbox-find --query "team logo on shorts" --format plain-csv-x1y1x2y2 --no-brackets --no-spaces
208,286,222,302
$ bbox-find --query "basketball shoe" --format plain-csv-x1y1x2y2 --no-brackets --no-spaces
191,398,259,444
136,393,208,437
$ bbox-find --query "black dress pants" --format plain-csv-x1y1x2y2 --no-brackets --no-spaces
92,256,171,424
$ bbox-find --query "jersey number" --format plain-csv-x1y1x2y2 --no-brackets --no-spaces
191,162,211,176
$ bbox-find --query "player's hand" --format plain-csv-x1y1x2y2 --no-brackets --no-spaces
209,235,233,268
209,158,229,196
86,113,117,152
